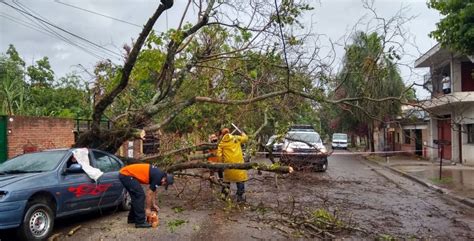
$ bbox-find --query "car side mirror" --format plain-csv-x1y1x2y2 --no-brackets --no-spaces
65,163,83,174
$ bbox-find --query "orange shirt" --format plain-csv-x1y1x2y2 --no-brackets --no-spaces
207,149,219,163
119,163,150,184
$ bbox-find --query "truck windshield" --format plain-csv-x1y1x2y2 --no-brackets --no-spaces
333,134,347,140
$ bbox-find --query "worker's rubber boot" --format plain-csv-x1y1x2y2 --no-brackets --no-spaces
236,194,246,203
135,222,152,228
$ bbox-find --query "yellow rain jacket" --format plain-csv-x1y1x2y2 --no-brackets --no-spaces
217,133,249,182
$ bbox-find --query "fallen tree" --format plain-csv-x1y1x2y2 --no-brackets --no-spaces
140,143,216,163
138,138,292,174
120,141,293,175
165,162,294,174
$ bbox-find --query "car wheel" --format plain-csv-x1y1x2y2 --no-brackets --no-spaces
17,201,54,241
119,191,131,211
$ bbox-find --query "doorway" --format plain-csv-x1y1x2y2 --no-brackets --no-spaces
0,116,7,163
437,118,452,160
414,129,422,156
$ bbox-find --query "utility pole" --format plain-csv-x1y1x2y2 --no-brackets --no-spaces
439,144,443,180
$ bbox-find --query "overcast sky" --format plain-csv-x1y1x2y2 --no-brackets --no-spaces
0,0,441,97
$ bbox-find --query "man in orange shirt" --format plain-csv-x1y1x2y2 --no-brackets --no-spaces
119,163,174,228
207,133,223,180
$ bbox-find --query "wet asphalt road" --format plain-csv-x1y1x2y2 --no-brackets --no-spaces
1,150,473,240
324,150,474,239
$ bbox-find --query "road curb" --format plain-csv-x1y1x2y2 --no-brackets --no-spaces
364,158,474,209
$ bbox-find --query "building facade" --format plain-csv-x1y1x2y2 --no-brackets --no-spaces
415,44,474,165
381,105,429,158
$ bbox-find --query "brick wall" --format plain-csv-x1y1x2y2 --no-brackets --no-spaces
7,116,75,158
118,139,143,159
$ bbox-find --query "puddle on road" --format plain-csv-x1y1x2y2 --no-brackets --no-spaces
398,166,474,199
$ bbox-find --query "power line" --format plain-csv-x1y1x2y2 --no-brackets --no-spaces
1,12,106,61
2,1,122,59
54,0,142,28
0,12,58,40
9,1,109,60
6,0,110,60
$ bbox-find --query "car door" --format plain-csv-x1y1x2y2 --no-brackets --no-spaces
58,153,98,213
89,150,124,207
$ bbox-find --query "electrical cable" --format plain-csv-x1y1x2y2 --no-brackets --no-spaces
0,12,58,40
11,0,109,60
2,0,122,59
54,0,142,28
3,3,106,60
7,0,112,60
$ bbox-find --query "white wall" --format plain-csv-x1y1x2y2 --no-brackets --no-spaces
451,58,462,92
452,124,461,162
462,144,474,166
460,105,474,165
428,118,438,161
459,105,474,123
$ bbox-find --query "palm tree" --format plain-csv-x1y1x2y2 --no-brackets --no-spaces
335,31,405,151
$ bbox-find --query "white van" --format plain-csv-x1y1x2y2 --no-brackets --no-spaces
332,133,348,150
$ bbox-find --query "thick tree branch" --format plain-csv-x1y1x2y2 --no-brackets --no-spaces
152,0,216,104
91,2,172,133
166,162,294,174
140,143,216,162
194,90,289,105
144,87,412,133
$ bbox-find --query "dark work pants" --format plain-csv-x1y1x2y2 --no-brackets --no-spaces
119,174,146,224
222,182,245,197
210,169,224,179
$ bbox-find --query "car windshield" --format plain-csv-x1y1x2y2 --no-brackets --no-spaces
0,150,67,173
286,132,321,143
333,134,347,140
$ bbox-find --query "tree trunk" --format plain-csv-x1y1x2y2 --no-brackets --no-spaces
165,162,293,174
369,122,375,152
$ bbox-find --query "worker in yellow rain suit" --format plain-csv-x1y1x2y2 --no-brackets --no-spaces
217,127,248,203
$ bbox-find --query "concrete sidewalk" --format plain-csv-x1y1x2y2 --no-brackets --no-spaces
365,154,474,208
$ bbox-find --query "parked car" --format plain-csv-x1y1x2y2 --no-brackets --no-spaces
265,135,284,157
332,133,348,150
280,131,328,171
0,148,130,240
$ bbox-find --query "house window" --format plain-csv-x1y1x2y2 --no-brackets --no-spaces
396,132,400,143
404,130,411,144
468,124,474,144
